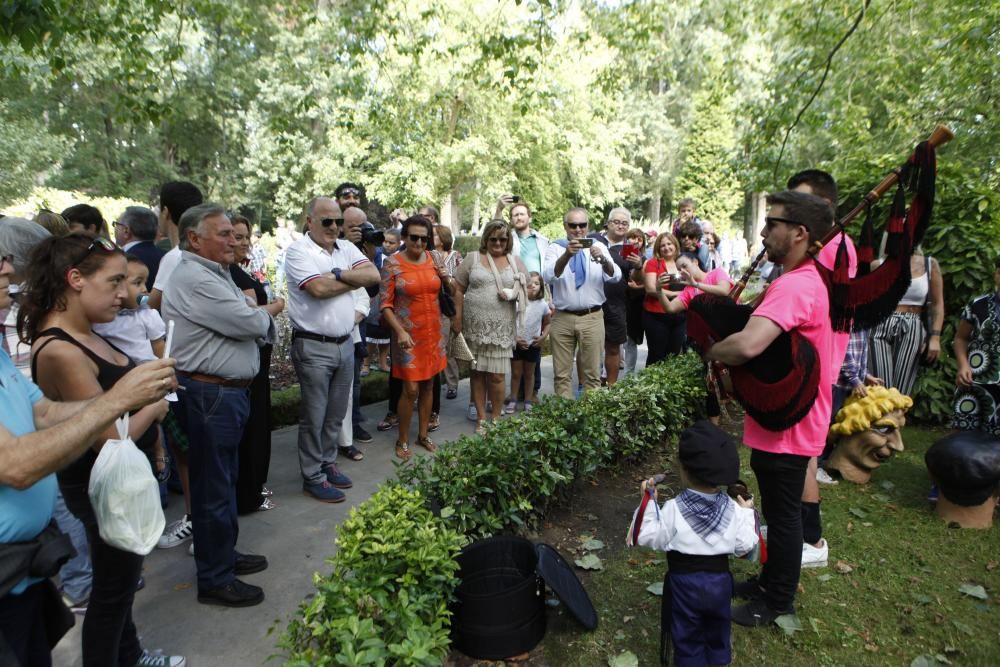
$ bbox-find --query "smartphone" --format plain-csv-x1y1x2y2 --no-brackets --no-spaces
578,238,594,248
622,242,640,259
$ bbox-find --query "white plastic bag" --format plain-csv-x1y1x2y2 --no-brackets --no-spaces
88,414,165,555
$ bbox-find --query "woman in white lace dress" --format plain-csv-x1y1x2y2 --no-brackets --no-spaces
453,220,527,432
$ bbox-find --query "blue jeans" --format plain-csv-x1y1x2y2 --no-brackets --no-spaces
172,379,250,590
53,489,92,602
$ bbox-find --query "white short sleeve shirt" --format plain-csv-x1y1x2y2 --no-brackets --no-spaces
284,233,371,337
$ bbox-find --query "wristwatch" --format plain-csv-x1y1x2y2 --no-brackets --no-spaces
332,268,343,282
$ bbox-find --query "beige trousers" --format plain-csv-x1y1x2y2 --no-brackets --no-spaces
549,309,604,398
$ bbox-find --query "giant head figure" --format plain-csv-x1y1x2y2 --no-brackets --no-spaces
925,431,1000,529
826,387,913,484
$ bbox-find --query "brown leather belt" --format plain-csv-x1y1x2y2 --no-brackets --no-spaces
559,305,603,316
895,304,923,314
178,371,252,388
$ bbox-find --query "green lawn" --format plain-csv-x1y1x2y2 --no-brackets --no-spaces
538,426,1000,666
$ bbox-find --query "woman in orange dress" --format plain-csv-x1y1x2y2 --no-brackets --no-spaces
380,215,451,458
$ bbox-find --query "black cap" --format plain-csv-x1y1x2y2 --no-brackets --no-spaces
678,420,740,486
925,431,1000,506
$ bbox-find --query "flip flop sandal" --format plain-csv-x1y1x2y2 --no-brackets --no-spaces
417,436,437,452
376,413,398,431
395,441,412,459
153,456,171,483
339,445,364,461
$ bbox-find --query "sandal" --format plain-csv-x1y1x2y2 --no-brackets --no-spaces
339,445,364,461
376,413,399,432
395,441,411,459
428,413,440,432
417,435,437,452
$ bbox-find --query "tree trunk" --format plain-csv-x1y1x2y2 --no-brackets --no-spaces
649,193,661,228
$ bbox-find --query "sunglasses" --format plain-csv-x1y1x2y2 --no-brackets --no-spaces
320,217,344,227
87,237,118,253
488,237,508,243
408,234,430,244
338,188,361,197
567,222,588,229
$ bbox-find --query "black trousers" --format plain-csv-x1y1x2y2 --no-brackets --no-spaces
388,374,441,414
0,583,52,667
643,310,686,367
236,346,273,514
61,482,144,667
750,448,809,612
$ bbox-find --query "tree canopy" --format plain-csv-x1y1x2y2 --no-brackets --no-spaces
1,0,995,233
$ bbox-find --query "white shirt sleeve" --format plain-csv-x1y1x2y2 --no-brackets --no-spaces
732,505,760,558
141,308,167,342
541,242,563,284
598,243,622,283
634,498,676,552
283,241,317,290
152,248,182,292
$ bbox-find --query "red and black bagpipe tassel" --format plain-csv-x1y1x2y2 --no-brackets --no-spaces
855,204,877,277
828,140,937,332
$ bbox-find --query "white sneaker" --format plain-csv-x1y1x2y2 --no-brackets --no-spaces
467,404,478,421
136,649,186,667
816,467,839,485
802,539,829,568
157,515,193,549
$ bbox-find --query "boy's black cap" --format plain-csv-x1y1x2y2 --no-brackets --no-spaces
679,420,740,486
925,431,1000,507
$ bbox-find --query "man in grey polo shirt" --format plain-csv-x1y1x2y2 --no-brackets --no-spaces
284,197,379,503
162,203,275,608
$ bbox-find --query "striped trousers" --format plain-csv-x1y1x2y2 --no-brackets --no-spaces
868,311,925,396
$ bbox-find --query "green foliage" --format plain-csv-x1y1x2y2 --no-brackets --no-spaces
397,353,705,538
908,165,1000,424
281,485,465,666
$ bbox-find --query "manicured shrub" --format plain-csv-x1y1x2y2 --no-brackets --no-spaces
282,485,464,666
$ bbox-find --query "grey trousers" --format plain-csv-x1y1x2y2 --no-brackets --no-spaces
292,336,354,485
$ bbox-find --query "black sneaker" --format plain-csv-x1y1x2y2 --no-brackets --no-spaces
198,579,264,607
731,598,794,628
234,552,268,576
352,425,373,444
732,576,765,599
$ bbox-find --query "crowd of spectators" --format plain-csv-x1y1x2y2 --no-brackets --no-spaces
2,173,996,666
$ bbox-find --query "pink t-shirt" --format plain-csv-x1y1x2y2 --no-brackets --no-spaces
816,233,857,370
677,268,732,308
743,262,835,456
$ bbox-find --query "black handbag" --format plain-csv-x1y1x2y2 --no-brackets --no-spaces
434,252,457,317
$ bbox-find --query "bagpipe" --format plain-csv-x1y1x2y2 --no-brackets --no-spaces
686,125,954,430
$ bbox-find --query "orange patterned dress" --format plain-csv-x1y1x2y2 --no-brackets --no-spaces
380,251,448,381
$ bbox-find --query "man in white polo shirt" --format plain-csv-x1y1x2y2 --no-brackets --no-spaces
284,197,380,503
542,207,621,398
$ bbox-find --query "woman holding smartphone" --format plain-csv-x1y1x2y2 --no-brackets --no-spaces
642,232,685,366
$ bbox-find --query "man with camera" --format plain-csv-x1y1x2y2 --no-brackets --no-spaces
543,208,621,398
284,197,380,503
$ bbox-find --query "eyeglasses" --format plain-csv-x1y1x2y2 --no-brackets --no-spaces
320,217,344,227
567,222,588,230
113,220,128,229
408,234,430,244
608,219,630,226
0,255,13,271
764,216,806,228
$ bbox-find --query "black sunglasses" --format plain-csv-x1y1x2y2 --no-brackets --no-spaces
567,222,588,229
320,217,344,227
407,234,430,244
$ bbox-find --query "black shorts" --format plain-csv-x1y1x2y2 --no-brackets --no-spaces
603,302,628,346
512,346,541,364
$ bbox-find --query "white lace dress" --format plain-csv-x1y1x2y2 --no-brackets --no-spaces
455,253,517,374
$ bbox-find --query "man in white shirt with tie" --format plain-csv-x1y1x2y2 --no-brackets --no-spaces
542,207,621,398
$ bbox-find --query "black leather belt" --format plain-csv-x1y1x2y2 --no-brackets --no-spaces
293,330,351,344
558,305,603,316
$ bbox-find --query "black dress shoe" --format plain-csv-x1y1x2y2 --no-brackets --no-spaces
234,552,268,575
198,579,264,607
353,426,374,444
732,576,765,599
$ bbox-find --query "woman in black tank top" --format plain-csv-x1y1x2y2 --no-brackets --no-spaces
18,234,177,667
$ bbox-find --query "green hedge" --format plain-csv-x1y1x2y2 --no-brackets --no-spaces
280,353,705,664
271,372,393,429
